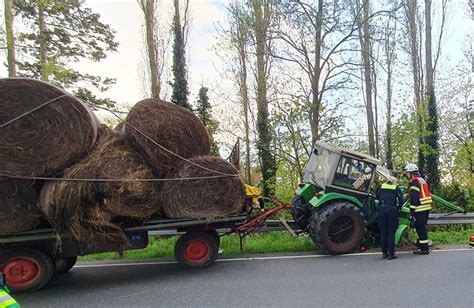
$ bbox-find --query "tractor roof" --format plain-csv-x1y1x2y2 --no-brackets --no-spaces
314,140,381,165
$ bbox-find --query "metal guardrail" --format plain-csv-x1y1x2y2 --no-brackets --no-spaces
149,213,474,236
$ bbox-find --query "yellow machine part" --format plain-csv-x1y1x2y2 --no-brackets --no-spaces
245,184,262,203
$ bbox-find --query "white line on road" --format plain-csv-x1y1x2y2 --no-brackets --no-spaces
75,248,472,269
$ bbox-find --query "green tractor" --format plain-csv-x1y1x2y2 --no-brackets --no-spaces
291,141,464,254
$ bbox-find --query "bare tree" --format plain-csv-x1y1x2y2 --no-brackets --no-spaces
383,12,397,170
138,0,161,99
230,3,253,184
354,0,376,156
4,0,16,76
275,0,380,146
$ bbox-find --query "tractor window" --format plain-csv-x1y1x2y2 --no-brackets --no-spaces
332,156,374,192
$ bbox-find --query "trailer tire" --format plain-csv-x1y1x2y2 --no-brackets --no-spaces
175,232,218,268
310,202,367,255
206,230,220,246
55,256,77,274
0,247,55,293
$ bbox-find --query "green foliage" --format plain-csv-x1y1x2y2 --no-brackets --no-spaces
435,183,473,212
408,226,473,245
74,88,117,110
195,86,219,155
13,0,118,107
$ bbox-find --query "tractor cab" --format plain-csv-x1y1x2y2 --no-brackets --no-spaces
304,141,380,198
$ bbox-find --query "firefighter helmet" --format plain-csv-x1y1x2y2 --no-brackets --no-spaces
404,163,418,172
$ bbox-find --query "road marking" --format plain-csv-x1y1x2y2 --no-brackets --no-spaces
75,248,472,268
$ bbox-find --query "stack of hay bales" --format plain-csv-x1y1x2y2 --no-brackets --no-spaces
0,78,246,251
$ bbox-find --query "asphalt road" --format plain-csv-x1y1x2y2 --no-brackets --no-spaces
16,249,473,308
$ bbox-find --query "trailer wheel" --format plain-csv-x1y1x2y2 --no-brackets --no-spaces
206,230,220,246
55,256,77,274
0,247,54,293
310,202,367,255
175,232,219,268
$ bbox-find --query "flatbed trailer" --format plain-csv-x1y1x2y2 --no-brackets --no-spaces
0,204,291,293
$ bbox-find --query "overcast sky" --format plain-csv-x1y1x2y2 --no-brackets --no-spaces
0,0,471,111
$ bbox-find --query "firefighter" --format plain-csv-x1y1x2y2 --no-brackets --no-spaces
404,163,432,255
376,176,404,260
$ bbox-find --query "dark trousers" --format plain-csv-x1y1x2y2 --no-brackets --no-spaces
414,211,430,251
378,206,399,256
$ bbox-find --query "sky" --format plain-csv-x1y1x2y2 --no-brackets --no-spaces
0,0,471,129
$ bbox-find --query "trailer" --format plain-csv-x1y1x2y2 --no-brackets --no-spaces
0,202,290,293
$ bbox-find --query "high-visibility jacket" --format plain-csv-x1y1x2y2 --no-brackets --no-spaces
376,183,404,209
0,288,20,308
409,175,432,212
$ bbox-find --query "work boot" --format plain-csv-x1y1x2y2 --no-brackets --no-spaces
382,252,389,259
413,250,429,255
388,254,398,260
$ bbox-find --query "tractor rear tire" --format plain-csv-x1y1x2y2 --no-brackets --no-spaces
0,247,55,293
310,202,367,255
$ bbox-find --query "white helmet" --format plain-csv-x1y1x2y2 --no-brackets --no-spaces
404,163,418,172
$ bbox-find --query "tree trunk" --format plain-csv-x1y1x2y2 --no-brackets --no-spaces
251,0,275,197
4,0,16,77
355,0,375,156
38,4,48,81
384,16,396,170
406,0,425,174
424,0,439,188
310,0,323,145
141,0,160,99
238,36,252,185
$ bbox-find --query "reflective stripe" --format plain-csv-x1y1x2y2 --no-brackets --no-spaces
420,196,432,201
0,295,16,305
381,183,397,190
419,240,430,244
410,186,420,192
415,205,431,212
410,205,418,209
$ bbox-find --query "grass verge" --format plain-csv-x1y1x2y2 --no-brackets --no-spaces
79,227,473,262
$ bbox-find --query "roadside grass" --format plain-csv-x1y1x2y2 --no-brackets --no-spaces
79,227,472,262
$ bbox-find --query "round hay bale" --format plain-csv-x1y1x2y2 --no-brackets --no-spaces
39,129,162,247
124,99,211,177
160,156,245,219
0,77,98,177
0,180,42,236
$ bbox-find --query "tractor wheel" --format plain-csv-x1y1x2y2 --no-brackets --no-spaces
55,256,77,274
0,247,55,293
291,195,312,230
175,232,219,269
310,202,367,255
